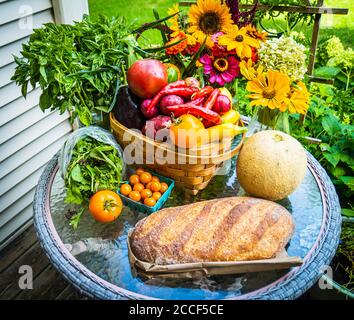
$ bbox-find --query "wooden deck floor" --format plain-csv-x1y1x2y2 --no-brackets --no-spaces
0,223,341,300
0,224,87,300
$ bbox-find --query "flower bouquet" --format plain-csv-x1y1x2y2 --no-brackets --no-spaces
157,0,311,134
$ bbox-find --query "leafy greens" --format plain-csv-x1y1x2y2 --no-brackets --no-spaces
64,136,123,206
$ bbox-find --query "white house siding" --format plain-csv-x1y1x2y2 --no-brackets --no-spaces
0,0,87,250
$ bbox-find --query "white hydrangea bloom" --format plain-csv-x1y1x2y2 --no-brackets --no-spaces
258,36,308,81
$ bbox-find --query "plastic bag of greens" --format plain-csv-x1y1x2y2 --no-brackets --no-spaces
59,126,125,207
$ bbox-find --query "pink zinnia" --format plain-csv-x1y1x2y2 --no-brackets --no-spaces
200,54,240,86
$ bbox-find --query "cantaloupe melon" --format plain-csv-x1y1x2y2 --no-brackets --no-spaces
236,130,307,201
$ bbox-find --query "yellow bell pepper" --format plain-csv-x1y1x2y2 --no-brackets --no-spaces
220,109,240,125
200,123,247,145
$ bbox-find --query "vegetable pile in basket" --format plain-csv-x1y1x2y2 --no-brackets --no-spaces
116,58,247,149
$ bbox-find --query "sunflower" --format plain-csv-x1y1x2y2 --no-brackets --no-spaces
244,24,268,42
218,25,260,58
284,81,310,114
246,70,291,110
240,59,263,80
188,0,234,48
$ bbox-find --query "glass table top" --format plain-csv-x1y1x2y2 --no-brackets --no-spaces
49,155,323,300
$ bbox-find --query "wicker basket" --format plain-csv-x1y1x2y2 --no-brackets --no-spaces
109,113,245,195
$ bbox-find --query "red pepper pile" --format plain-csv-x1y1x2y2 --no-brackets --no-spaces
146,80,223,125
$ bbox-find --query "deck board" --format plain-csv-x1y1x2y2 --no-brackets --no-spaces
0,224,85,300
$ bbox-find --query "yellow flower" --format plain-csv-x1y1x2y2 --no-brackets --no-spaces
168,4,197,46
219,25,260,58
188,0,233,48
240,59,263,81
168,4,180,36
244,24,268,42
246,70,291,110
284,81,310,114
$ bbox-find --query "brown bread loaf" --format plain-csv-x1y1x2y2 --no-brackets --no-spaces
130,197,294,264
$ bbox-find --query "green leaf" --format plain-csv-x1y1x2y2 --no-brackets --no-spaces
323,152,340,168
69,208,85,230
321,115,341,136
341,208,354,217
39,65,47,83
71,164,83,182
314,66,341,78
340,176,354,191
77,107,92,126
153,9,168,44
330,166,346,178
39,91,51,111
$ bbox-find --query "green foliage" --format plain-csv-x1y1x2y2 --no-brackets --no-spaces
335,220,354,290
290,85,354,209
12,15,138,126
316,36,354,90
64,137,123,207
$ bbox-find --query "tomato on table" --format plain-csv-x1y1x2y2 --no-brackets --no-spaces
89,190,123,223
140,172,152,184
129,174,140,185
133,183,145,193
160,182,168,194
129,191,141,202
120,184,132,196
144,197,156,207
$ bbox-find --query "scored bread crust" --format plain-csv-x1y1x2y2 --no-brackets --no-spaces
130,197,294,265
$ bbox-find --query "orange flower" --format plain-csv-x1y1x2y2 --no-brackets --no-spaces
245,24,268,42
166,31,188,55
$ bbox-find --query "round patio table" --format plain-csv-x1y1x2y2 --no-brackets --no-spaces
34,150,341,300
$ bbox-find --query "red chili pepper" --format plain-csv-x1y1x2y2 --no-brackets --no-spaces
166,102,221,124
164,80,187,90
191,86,213,101
204,88,220,110
147,86,198,112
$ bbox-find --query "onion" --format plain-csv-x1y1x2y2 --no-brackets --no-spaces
159,95,184,115
213,95,231,114
140,99,159,119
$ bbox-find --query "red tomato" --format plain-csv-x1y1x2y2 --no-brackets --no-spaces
89,190,123,223
127,59,168,98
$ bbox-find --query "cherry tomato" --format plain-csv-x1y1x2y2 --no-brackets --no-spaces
129,174,140,185
145,182,152,190
151,176,160,182
141,189,152,200
89,190,123,223
150,181,161,192
144,197,156,207
152,192,162,201
120,184,132,196
129,191,141,202
160,182,168,194
133,183,145,193
140,172,152,184
136,168,145,176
